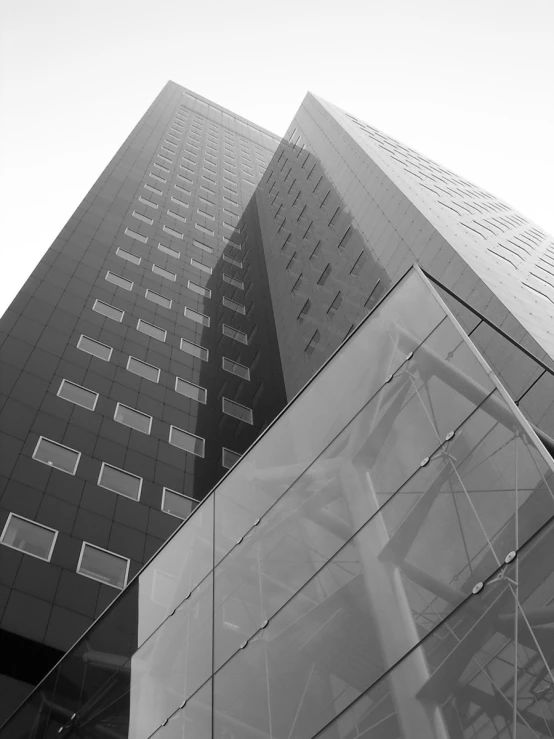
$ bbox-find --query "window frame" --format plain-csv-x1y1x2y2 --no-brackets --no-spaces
126,356,161,383
136,319,167,342
0,513,58,562
76,541,130,590
115,247,141,265
222,397,254,424
184,306,211,327
152,264,177,282
97,462,143,501
222,357,250,380
114,402,153,435
57,379,99,411
32,436,81,475
180,338,209,361
77,334,114,361
168,426,206,457
145,289,172,309
105,271,134,291
92,299,124,323
161,488,197,520
175,376,208,404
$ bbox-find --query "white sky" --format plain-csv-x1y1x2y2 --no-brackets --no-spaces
1,0,553,319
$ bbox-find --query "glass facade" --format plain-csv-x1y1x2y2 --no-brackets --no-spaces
3,268,553,738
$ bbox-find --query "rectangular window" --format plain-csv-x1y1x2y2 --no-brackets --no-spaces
175,377,207,403
195,223,214,235
171,195,189,208
197,208,215,221
222,274,244,290
192,239,213,254
328,207,340,226
158,243,180,259
188,280,211,298
223,196,238,206
148,173,166,184
1,514,58,562
291,275,303,295
106,272,133,291
116,247,141,265
152,264,177,282
98,462,142,500
77,542,129,590
305,329,321,358
127,356,160,383
200,184,215,195
191,258,212,274
180,338,209,361
184,306,210,327
350,250,368,276
222,254,242,268
327,291,343,316
222,398,253,424
32,436,81,475
199,196,214,208
310,241,322,260
174,184,191,196
161,489,197,520
337,226,351,248
153,163,170,174
136,319,166,342
222,296,246,315
114,403,152,434
93,299,124,322
167,209,187,224
77,335,113,361
163,225,184,240
57,379,98,410
177,173,193,185
158,154,173,164
169,426,205,457
145,289,172,309
144,183,163,195
138,196,158,209
222,357,250,380
297,298,311,324
317,263,331,286
222,325,248,344
132,211,154,225
125,227,149,243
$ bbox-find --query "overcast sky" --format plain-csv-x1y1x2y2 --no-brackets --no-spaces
1,0,553,319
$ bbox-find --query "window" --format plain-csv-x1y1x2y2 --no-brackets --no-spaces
77,542,129,590
127,356,160,382
136,319,166,342
132,211,154,225
222,254,242,268
145,289,172,309
291,275,303,295
161,489,197,519
153,163,170,174
180,338,209,361
174,184,191,196
93,299,124,322
152,264,177,282
77,335,113,361
98,462,142,500
125,227,149,243
175,377,207,403
138,196,158,209
32,437,81,474
177,174,193,185
222,325,248,344
167,209,187,224
188,280,211,298
148,173,166,184
350,250,368,276
144,183,163,195
114,403,152,434
169,426,205,457
317,263,331,286
222,398,253,424
106,272,133,291
222,274,244,290
297,299,311,324
192,240,214,254
171,196,189,208
158,153,173,164
197,208,215,221
222,357,250,380
191,258,212,275
222,448,241,470
337,227,351,248
116,247,141,265
158,243,180,259
222,296,246,315
305,329,321,358
57,380,98,410
1,514,58,562
163,225,184,240
195,223,214,236
327,291,343,316
199,196,214,208
184,306,210,327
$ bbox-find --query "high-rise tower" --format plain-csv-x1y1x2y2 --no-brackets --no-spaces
1,82,553,734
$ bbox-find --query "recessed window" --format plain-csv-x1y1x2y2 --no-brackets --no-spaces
222,398,253,424
184,306,210,327
180,338,209,361
106,272,134,291
125,227,149,243
169,426,205,457
175,377,207,403
163,225,184,240
136,319,167,342
138,196,158,209
317,263,331,286
188,280,211,298
222,297,246,315
126,356,160,383
161,489,197,520
171,196,189,208
192,240,213,254
158,153,173,164
350,250,368,276
145,289,172,309
152,264,177,282
222,448,241,470
93,299,124,322
32,437,81,475
77,542,129,590
222,254,242,268
222,274,244,290
116,247,141,265
305,329,321,358
197,208,215,221
158,243,181,258
167,209,187,224
98,462,142,500
1,514,58,562
222,325,248,344
57,379,99,410
153,163,170,174
148,173,166,184
222,357,250,380
77,335,113,361
297,298,311,324
174,184,191,196
114,403,152,434
144,183,163,195
195,223,214,236
132,211,154,225
327,291,343,317
191,258,212,275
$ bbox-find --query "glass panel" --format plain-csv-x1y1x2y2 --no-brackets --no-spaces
33,436,80,474
127,356,160,382
222,357,250,379
148,681,212,739
78,543,129,589
98,463,142,500
114,403,152,434
169,426,205,457
175,377,207,403
184,307,210,327
106,271,133,290
222,448,241,469
222,398,253,424
158,243,180,258
180,338,208,360
116,246,141,265
152,264,176,281
145,289,172,308
1,514,57,561
162,489,197,519
137,319,166,341
77,334,113,360
92,299,124,321
57,379,98,410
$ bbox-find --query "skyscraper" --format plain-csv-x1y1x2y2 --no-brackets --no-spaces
1,81,553,735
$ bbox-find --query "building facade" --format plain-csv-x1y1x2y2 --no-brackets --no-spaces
1,81,554,735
